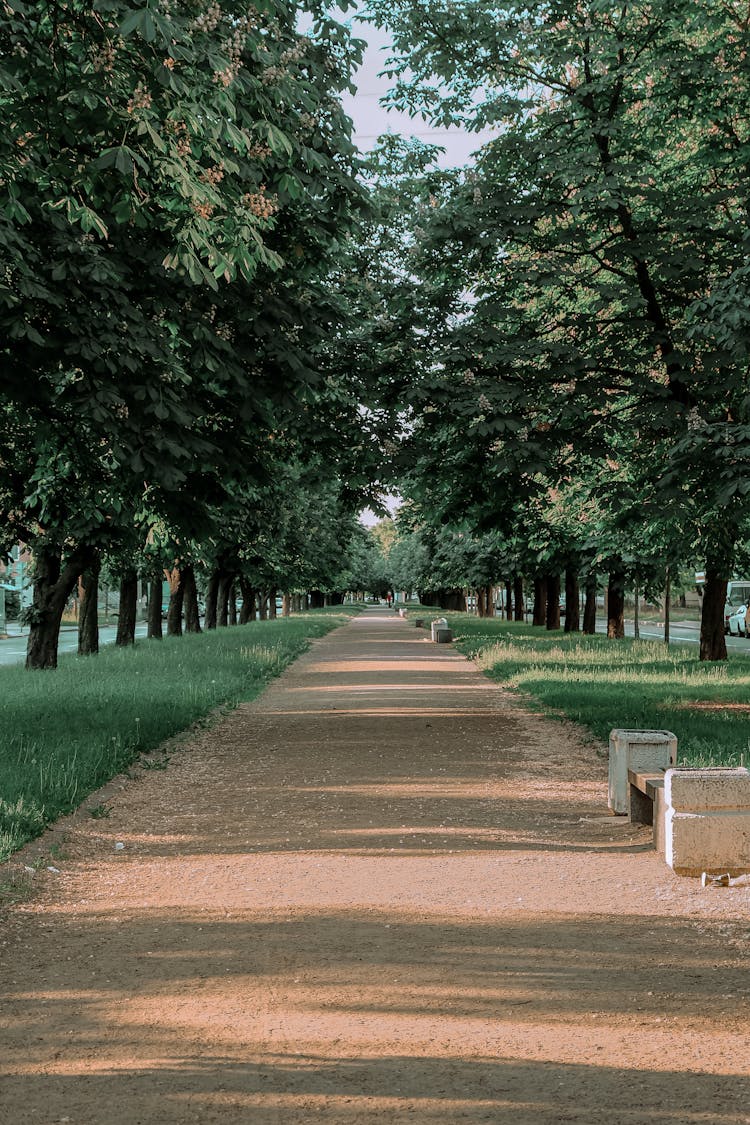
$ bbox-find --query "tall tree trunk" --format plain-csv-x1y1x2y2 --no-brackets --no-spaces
78,553,100,655
700,563,728,662
26,544,94,670
116,568,138,647
564,568,580,633
217,573,233,627
607,567,626,639
504,580,512,620
258,592,268,620
282,593,291,617
167,571,184,637
147,576,163,639
513,576,524,621
546,574,561,630
204,570,220,630
228,581,237,626
183,565,201,634
664,567,671,648
582,574,597,634
268,589,278,619
476,587,485,617
532,577,547,626
239,578,256,624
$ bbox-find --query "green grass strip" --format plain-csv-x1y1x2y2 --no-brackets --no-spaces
441,616,750,769
0,613,352,863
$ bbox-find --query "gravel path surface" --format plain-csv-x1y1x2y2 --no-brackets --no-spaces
2,608,750,1123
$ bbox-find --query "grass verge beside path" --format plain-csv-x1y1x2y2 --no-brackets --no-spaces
0,612,353,864
437,615,750,768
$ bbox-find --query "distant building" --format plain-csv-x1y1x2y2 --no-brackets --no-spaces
0,544,33,631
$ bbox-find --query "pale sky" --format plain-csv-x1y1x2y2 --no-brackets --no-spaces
341,15,496,168
342,11,493,528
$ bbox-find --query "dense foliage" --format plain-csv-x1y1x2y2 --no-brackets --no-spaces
362,0,750,658
0,0,381,665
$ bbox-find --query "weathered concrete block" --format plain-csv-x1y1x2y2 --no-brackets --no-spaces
434,627,453,643
608,729,677,816
664,767,750,876
666,767,750,811
430,617,448,642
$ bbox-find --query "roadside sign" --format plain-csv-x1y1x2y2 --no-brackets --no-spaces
694,571,706,585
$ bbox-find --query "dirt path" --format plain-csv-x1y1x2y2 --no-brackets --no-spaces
2,609,750,1124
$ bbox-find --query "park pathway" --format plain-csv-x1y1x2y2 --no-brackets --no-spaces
2,608,750,1123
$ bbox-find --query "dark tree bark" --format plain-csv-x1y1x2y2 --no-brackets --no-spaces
504,581,512,619
476,587,485,617
532,577,547,627
607,567,626,639
183,565,201,634
282,593,291,617
258,592,268,619
582,574,598,634
268,588,278,619
167,572,184,637
308,590,324,609
513,576,524,621
217,573,233,627
26,544,95,670
116,568,138,647
239,578,256,624
228,581,237,626
700,566,728,662
147,577,163,639
546,574,561,630
564,569,580,633
204,570,220,630
78,553,100,655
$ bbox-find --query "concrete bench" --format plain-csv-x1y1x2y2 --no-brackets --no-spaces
430,617,452,643
626,762,750,876
608,728,677,816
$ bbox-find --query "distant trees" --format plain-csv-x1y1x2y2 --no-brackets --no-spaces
363,0,750,659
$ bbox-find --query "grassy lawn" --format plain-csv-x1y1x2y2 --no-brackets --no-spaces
0,612,353,864
439,616,749,769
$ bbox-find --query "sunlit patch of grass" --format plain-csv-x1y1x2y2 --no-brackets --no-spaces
0,614,347,862
445,615,750,769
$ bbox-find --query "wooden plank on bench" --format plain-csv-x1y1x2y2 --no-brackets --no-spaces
628,769,665,799
628,768,666,827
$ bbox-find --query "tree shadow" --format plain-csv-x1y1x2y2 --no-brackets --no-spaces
2,910,749,1122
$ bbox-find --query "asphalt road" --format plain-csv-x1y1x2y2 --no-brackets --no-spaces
0,622,149,666
596,616,750,656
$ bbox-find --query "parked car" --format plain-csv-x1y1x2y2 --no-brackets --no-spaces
724,581,750,634
727,604,749,638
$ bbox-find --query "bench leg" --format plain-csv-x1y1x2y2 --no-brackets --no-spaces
630,784,653,826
